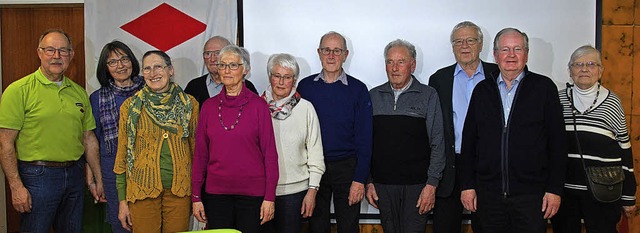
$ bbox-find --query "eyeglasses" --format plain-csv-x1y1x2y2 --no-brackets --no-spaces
216,63,243,70
271,74,295,82
39,47,72,56
142,64,168,74
319,47,345,56
496,46,526,54
106,56,131,67
570,61,600,69
203,50,221,58
451,38,479,46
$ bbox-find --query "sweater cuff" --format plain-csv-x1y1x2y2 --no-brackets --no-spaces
426,177,440,187
309,172,322,188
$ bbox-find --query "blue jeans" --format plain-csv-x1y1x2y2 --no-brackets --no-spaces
19,161,85,233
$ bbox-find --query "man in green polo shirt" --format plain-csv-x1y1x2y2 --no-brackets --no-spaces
0,29,105,233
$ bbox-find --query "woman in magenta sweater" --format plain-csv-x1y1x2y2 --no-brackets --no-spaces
191,44,279,232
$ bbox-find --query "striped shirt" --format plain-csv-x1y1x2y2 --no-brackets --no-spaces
558,87,636,206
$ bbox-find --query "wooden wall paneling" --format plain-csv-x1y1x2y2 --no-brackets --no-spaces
600,26,634,113
633,27,640,116
1,4,84,233
1,4,85,91
602,0,635,25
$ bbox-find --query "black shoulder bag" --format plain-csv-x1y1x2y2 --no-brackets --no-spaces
567,83,624,203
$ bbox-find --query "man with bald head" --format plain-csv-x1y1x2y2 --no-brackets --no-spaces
0,29,104,233
185,35,258,107
297,31,373,233
458,28,566,232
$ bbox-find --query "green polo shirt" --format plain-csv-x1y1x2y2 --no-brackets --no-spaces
0,68,96,162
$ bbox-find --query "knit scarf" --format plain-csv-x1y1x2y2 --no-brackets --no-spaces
125,82,192,172
98,75,144,155
261,86,301,120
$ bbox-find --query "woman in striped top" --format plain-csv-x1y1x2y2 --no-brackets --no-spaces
551,45,637,233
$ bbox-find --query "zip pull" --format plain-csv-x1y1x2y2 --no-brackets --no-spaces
503,192,507,199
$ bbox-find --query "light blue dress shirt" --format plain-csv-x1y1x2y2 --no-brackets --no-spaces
452,63,485,154
497,71,525,123
205,73,224,97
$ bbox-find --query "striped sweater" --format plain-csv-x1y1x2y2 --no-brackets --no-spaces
559,87,636,206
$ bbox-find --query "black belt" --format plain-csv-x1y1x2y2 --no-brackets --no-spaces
21,160,78,167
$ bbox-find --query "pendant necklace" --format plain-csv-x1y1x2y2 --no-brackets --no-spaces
570,82,600,115
218,99,243,130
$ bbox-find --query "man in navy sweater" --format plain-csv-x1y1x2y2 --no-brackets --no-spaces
297,31,373,233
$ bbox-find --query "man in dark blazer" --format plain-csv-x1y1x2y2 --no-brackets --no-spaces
428,21,499,233
185,36,258,108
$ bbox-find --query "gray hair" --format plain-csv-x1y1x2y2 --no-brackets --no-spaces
319,31,347,50
203,36,231,51
218,45,250,72
450,21,483,44
493,28,529,51
568,45,602,68
384,39,416,60
267,53,300,82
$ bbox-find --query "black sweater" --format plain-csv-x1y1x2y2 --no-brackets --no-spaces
459,68,567,196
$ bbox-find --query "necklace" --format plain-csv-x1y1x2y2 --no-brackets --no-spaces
218,99,243,130
570,82,600,115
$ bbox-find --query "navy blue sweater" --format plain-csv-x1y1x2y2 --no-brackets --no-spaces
297,73,373,183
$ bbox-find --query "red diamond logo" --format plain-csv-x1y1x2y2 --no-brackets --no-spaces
121,3,206,51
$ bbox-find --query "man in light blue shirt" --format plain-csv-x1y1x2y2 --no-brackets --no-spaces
429,21,499,233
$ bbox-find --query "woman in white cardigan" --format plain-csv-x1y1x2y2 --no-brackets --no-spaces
261,53,325,233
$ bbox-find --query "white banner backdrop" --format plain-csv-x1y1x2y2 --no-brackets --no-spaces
85,0,237,93
243,0,597,94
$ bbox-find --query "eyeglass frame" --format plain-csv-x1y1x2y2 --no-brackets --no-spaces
570,61,601,69
270,73,295,82
142,64,169,74
216,62,244,71
106,56,132,67
39,47,72,57
203,50,221,59
451,38,480,46
318,47,345,56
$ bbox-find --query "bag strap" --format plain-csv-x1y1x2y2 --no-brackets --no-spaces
567,84,592,186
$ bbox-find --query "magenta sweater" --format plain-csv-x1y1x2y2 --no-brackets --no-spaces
192,85,279,202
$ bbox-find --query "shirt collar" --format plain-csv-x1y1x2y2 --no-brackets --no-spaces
391,76,413,92
35,67,70,87
313,69,348,85
453,62,484,77
497,71,525,85
205,73,223,87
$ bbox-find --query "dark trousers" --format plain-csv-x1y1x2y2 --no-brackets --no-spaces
476,192,546,233
309,157,360,233
433,161,481,233
374,183,427,233
551,189,621,233
202,193,263,233
262,190,307,233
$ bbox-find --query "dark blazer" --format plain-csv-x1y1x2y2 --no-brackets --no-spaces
184,74,259,108
428,61,499,197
